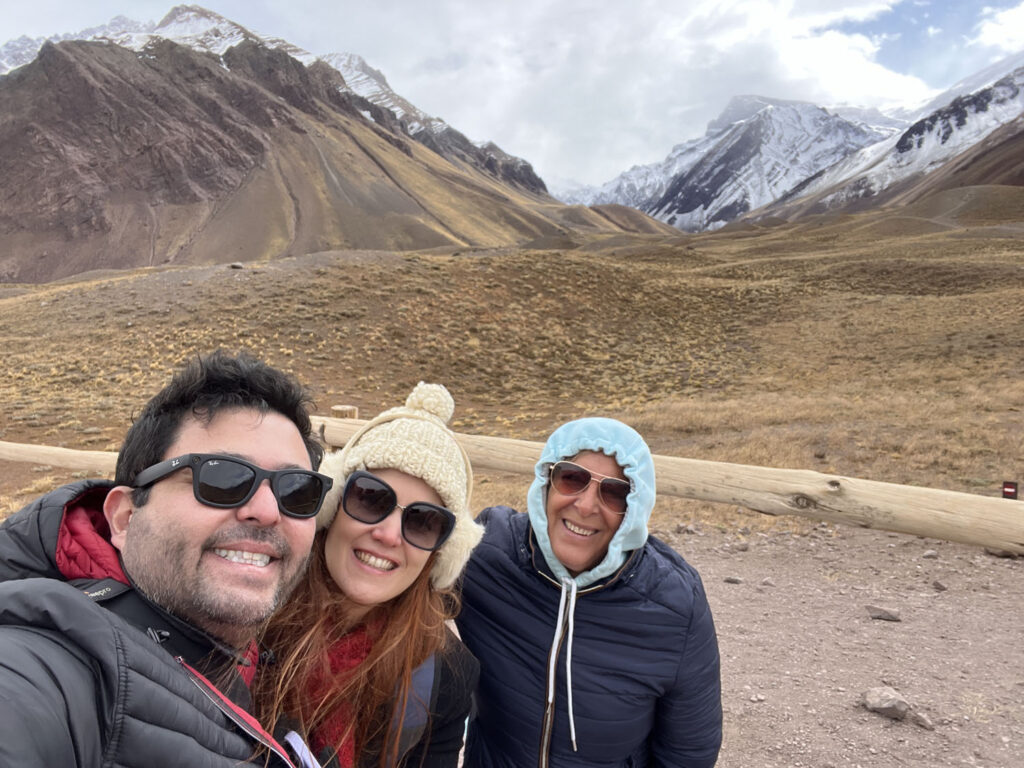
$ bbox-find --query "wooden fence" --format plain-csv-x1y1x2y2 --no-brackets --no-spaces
2,413,1021,555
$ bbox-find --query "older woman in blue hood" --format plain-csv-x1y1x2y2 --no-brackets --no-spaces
456,417,722,768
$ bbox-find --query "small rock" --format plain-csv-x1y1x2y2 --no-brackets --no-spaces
921,549,939,559
760,577,776,587
932,580,948,592
724,576,744,584
676,523,699,535
910,710,935,730
866,605,902,622
229,262,245,270
734,541,750,552
984,547,1019,559
863,686,910,720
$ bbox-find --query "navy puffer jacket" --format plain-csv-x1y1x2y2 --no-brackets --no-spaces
0,480,307,767
456,506,722,768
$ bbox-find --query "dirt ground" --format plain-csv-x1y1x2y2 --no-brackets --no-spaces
1,196,1023,767
662,520,1023,768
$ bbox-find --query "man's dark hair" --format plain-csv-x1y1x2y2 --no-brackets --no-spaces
115,350,324,504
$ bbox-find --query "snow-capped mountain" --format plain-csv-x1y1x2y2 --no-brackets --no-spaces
651,98,891,231
561,96,892,232
766,65,1024,216
0,4,545,194
556,46,1024,232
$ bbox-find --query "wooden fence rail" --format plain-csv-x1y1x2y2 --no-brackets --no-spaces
2,415,1021,556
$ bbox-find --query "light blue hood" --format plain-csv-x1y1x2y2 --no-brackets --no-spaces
526,417,656,588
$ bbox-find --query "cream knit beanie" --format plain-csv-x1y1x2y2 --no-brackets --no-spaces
317,382,483,590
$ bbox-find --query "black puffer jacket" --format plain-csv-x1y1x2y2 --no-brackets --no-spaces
0,480,306,768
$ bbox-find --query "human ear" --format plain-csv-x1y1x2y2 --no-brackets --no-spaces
103,486,135,551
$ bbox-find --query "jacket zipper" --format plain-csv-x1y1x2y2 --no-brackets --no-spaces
175,656,301,768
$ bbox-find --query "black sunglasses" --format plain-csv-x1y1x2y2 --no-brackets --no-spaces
133,453,333,519
549,460,632,514
341,470,456,551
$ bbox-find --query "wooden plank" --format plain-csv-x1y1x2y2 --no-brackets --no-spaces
0,440,117,474
3,420,1022,556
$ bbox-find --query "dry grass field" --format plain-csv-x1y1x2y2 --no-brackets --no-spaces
1,185,1022,766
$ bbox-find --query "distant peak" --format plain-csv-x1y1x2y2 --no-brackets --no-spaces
157,5,220,26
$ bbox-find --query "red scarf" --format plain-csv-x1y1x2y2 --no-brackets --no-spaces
310,626,374,767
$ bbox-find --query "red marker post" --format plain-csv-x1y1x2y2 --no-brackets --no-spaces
1003,481,1018,500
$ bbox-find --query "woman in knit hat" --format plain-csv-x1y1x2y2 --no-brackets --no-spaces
255,382,483,768
456,417,722,768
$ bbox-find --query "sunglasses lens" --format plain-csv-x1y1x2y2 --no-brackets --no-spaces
276,471,326,517
197,459,255,506
551,464,591,495
551,462,630,514
344,473,396,523
599,479,630,514
403,504,454,550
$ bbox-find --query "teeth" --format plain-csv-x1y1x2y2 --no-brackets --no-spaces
356,550,397,571
214,548,271,567
564,520,595,536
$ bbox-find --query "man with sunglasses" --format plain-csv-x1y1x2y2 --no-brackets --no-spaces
0,350,329,767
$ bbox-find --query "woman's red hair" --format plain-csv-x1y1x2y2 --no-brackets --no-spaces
254,529,456,766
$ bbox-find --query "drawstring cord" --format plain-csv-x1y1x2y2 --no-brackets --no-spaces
545,577,581,753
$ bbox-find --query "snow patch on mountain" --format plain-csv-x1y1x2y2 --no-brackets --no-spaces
795,66,1024,209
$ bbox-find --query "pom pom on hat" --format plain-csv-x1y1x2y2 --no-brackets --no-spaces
317,382,482,589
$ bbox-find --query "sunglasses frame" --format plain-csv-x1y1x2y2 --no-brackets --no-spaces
341,470,456,552
133,453,333,519
547,460,632,514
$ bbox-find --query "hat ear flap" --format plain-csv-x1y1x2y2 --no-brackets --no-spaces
316,450,349,530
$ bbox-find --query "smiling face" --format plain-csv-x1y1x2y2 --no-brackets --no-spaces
323,468,436,621
545,450,627,576
104,408,317,648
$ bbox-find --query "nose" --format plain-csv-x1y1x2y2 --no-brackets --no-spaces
370,507,404,547
575,480,602,516
237,479,283,526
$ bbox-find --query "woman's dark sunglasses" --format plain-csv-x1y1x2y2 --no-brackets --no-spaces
133,453,333,519
549,461,632,514
341,470,456,552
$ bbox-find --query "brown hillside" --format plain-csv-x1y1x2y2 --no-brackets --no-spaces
0,39,638,283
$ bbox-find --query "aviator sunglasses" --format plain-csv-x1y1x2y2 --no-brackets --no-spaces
133,453,333,519
341,470,456,551
549,460,632,514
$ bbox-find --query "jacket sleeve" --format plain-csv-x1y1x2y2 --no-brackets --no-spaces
650,576,723,768
401,642,480,768
0,626,102,767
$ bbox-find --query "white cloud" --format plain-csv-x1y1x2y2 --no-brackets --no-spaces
2,0,995,187
971,2,1024,51
282,0,934,185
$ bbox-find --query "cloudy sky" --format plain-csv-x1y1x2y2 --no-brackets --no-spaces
4,1,1024,187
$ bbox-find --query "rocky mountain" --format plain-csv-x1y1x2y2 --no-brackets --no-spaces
761,66,1024,219
648,97,890,231
0,4,545,196
0,34,648,283
561,96,890,232
558,50,1024,232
